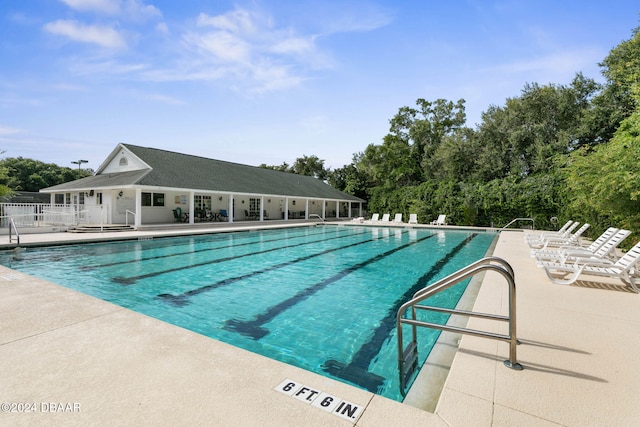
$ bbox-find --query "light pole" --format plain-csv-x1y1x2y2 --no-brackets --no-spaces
71,159,88,178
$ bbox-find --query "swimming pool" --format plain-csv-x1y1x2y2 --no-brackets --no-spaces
0,225,496,401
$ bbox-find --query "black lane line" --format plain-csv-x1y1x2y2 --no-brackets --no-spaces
156,232,396,306
83,228,336,271
113,229,368,285
223,233,435,340
321,233,478,393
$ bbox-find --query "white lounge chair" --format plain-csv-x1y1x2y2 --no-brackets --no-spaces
542,240,640,293
528,223,590,249
526,221,580,247
393,213,403,223
535,229,630,267
525,220,573,242
368,213,380,223
532,227,618,260
380,214,390,222
408,214,418,224
430,214,446,225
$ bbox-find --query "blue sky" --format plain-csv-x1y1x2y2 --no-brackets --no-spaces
1,1,638,172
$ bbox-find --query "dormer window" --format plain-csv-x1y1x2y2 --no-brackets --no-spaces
119,157,128,166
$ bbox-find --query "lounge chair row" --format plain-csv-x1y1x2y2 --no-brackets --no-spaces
366,213,418,224
527,221,640,293
365,213,447,225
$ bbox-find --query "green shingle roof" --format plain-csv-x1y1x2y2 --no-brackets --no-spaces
43,144,364,202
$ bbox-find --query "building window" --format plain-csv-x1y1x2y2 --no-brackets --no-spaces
194,195,211,210
249,197,260,218
55,194,64,204
96,192,103,205
142,192,165,207
79,192,85,205
153,193,165,206
119,157,128,166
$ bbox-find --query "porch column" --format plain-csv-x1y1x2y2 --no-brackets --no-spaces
260,196,264,221
134,188,142,227
335,201,339,219
305,199,309,219
228,195,234,223
284,197,289,220
348,201,352,218
322,200,326,219
188,192,195,224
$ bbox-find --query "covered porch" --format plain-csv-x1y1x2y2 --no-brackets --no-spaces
7,189,363,230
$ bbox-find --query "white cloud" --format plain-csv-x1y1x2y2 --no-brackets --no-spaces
59,0,161,20
60,0,119,14
43,19,127,49
177,7,327,92
185,31,251,63
122,0,161,21
196,10,256,34
156,22,169,35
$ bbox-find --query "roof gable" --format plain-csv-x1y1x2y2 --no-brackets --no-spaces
97,144,151,174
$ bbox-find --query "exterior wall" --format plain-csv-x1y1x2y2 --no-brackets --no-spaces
102,146,149,174
113,190,136,224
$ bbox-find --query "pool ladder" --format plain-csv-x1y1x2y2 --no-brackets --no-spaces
396,256,522,397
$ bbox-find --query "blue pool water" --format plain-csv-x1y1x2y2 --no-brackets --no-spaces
0,225,496,401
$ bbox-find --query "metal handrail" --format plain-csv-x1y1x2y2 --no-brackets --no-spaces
309,214,325,223
500,217,535,231
396,256,522,396
9,218,20,246
125,210,136,227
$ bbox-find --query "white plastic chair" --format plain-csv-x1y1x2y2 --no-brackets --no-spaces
430,214,446,225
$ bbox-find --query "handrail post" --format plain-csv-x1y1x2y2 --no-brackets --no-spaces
505,269,519,369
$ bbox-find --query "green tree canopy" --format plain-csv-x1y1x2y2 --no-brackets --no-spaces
0,157,92,192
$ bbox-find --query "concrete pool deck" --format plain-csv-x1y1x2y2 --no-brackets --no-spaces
1,223,639,426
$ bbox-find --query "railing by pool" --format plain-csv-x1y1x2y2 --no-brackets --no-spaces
0,203,106,228
396,256,522,397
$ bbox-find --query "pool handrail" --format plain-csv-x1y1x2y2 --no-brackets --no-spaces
396,256,522,396
9,217,20,247
500,217,535,231
308,214,325,223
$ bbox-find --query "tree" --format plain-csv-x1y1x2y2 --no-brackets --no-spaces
259,155,330,180
258,162,289,172
473,76,599,180
564,86,640,238
328,155,369,200
290,155,329,180
0,157,91,192
583,26,640,145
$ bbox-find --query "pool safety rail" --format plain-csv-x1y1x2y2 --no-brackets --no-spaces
309,214,325,223
9,218,20,246
396,256,522,396
500,217,535,231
